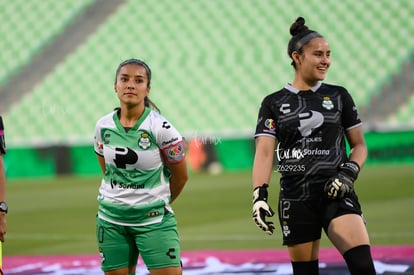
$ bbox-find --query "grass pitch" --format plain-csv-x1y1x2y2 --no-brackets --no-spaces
4,164,414,256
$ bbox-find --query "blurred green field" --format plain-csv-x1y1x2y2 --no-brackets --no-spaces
4,164,414,256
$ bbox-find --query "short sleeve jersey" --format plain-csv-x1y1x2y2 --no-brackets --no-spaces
0,116,6,155
254,82,362,199
94,108,186,226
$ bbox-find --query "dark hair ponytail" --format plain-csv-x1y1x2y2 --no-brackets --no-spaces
144,96,160,113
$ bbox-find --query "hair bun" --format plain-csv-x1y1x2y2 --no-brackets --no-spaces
290,17,308,36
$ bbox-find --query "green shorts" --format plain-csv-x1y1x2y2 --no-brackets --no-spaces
96,213,181,272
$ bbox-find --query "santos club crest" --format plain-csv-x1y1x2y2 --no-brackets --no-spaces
138,132,151,149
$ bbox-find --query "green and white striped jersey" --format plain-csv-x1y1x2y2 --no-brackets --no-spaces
94,107,186,226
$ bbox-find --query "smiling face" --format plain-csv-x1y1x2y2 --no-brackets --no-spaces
114,63,150,108
292,37,331,86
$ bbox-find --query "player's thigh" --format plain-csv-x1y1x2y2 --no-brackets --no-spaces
278,198,322,246
288,240,320,262
327,213,370,254
134,214,182,270
96,216,138,272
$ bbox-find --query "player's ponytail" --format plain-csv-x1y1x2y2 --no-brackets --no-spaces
144,96,160,113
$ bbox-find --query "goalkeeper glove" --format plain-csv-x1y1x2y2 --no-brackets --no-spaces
252,184,275,235
324,161,360,200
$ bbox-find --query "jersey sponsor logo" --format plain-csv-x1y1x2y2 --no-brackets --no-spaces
275,110,328,163
322,96,334,110
114,147,138,169
298,110,324,137
302,136,322,143
110,179,145,189
138,132,151,149
162,137,179,146
275,142,330,161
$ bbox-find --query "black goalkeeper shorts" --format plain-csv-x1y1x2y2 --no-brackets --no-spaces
278,192,363,246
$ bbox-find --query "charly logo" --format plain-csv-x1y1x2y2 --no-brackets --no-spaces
280,103,291,114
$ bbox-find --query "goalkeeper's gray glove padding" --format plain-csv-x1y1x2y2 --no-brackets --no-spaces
324,161,360,200
252,184,275,235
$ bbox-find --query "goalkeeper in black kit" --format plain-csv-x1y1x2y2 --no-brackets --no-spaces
251,17,376,275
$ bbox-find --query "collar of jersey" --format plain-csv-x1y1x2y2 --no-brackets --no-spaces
112,107,151,133
285,81,322,94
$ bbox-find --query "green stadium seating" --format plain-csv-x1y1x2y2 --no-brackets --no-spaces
0,0,95,85
2,0,414,146
387,95,414,125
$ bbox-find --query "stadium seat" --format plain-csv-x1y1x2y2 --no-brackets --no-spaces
0,0,95,85
2,0,414,145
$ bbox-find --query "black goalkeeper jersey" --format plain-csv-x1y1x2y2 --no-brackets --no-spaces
254,82,362,200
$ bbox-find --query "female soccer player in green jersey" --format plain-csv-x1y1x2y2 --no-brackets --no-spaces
94,59,188,275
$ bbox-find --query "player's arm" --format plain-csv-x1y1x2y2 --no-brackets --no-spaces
324,125,367,200
252,136,276,235
96,154,106,174
160,137,188,203
166,160,188,203
345,125,367,169
94,124,106,174
252,136,276,189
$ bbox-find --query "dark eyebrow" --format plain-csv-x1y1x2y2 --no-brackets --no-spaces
313,50,330,54
119,73,145,78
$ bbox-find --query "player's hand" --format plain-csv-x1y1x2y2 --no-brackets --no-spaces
324,161,360,200
252,184,275,235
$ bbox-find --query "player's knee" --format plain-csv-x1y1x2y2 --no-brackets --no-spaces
291,260,319,275
343,244,376,275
